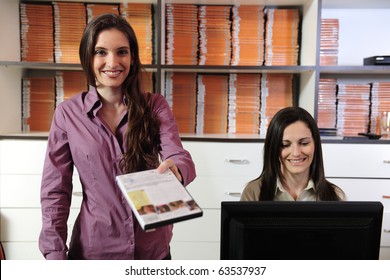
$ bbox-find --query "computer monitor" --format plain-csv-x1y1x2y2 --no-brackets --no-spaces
220,201,383,260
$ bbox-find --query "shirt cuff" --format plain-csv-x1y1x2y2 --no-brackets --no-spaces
45,251,67,260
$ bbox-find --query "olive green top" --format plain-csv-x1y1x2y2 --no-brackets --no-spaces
240,178,346,201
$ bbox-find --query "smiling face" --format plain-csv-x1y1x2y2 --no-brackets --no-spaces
92,28,131,92
279,120,315,178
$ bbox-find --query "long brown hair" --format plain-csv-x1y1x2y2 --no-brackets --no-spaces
79,13,160,173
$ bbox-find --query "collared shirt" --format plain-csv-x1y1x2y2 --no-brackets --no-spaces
39,88,196,260
240,178,317,201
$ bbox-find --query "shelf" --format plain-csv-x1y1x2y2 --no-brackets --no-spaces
2,131,390,145
319,66,390,75
1,0,390,139
0,61,81,71
162,0,310,5
19,0,157,3
161,65,316,74
0,61,157,71
322,0,390,9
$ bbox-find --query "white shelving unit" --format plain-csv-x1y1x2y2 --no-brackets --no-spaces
2,0,390,136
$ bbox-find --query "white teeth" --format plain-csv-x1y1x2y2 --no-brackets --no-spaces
289,159,304,163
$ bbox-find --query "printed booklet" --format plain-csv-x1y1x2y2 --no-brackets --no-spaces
116,169,203,230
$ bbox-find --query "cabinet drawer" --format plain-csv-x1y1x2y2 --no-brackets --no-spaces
0,174,82,208
183,141,263,176
328,178,390,209
0,140,47,174
379,246,390,260
1,208,79,242
1,242,44,260
3,240,220,260
170,241,219,260
323,144,390,178
171,209,221,260
172,209,220,242
187,175,251,209
381,212,390,247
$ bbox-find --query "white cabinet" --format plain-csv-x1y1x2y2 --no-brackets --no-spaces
322,143,390,178
170,209,220,260
323,143,390,259
0,139,264,260
0,139,81,259
0,139,47,259
170,141,263,259
1,139,390,259
183,141,263,208
328,179,390,245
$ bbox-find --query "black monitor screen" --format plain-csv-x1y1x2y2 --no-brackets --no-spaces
220,201,383,260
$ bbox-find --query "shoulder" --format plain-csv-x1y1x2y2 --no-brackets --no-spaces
56,92,86,110
145,93,168,109
240,178,261,201
52,92,90,126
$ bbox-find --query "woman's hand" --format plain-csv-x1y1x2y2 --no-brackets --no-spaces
157,159,182,183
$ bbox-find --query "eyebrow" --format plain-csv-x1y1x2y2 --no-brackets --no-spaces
94,46,130,50
282,137,312,142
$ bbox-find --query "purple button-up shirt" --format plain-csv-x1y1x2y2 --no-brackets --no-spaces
39,88,196,260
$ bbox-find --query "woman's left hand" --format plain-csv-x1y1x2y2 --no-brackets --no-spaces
157,159,182,183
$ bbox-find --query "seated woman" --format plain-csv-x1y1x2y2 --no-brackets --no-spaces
241,106,345,201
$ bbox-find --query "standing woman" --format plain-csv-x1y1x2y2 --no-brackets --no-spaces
241,107,344,201
39,14,196,260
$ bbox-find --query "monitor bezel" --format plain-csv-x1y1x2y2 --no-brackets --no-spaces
220,201,384,260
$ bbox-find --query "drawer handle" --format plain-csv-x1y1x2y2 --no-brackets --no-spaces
225,159,250,164
383,160,390,164
72,192,83,197
382,195,390,199
225,192,242,197
384,229,390,233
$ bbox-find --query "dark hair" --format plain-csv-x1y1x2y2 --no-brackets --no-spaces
256,106,342,201
79,13,160,173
